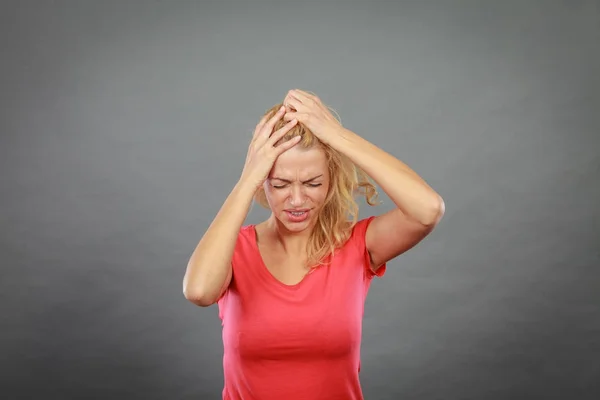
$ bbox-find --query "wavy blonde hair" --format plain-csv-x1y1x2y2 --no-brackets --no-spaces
254,101,380,268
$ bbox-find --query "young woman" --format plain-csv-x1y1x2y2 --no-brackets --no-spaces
183,89,445,400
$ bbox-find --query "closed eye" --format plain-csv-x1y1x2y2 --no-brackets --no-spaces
272,183,322,189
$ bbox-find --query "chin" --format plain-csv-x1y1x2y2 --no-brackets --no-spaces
283,221,312,233
279,218,312,233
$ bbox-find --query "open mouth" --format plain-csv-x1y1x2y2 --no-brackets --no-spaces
289,211,307,216
285,209,311,222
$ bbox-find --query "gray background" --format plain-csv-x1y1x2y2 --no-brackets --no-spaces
2,0,599,399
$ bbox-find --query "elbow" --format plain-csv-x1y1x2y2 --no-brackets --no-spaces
423,195,445,227
182,262,231,307
183,287,218,307
182,279,220,307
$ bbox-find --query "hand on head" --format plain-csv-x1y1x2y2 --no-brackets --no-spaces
240,105,300,191
282,89,342,143
240,89,341,192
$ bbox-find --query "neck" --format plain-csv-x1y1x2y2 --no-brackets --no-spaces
265,215,313,255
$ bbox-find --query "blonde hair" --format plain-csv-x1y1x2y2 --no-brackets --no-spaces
254,101,380,268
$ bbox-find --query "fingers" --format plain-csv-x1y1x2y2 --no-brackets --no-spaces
288,89,319,104
253,113,270,139
253,105,286,144
282,111,304,123
263,106,286,135
267,118,298,146
275,134,302,154
284,96,304,113
285,90,304,106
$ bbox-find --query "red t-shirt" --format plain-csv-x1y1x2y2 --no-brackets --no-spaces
217,216,386,400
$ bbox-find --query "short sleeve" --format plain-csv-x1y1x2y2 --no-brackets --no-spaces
216,282,229,324
351,216,387,279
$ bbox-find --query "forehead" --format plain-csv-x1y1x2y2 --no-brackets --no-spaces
270,146,328,178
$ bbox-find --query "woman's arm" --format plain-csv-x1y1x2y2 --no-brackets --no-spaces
183,106,300,306
183,179,256,306
324,127,445,269
283,90,444,270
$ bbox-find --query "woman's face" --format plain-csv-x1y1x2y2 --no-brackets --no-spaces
263,145,330,233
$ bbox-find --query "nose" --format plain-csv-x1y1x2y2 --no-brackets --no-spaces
289,184,306,207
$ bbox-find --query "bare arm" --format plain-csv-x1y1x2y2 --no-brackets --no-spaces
182,179,257,306
283,90,444,271
324,130,444,269
183,106,300,307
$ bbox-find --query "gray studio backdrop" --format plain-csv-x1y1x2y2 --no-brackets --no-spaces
2,1,599,399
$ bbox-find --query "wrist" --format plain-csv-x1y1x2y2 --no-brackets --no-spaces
235,175,261,197
322,126,356,149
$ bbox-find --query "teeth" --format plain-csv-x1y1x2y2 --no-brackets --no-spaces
290,211,305,216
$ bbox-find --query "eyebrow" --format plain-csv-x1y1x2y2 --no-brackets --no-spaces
271,174,323,183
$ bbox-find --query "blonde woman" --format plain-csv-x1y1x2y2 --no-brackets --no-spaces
183,89,445,400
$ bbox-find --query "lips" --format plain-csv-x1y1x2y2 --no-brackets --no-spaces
284,209,311,222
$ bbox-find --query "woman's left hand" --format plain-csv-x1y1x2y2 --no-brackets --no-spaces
282,89,343,143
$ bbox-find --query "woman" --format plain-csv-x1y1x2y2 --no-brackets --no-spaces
183,89,445,400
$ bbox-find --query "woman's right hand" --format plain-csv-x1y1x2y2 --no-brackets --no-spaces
240,105,301,190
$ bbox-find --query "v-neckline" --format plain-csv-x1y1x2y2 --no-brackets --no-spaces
250,225,316,289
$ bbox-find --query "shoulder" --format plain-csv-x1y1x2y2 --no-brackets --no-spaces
238,224,255,238
349,216,377,240
233,225,256,254
228,225,262,282
340,216,375,255
343,216,386,278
